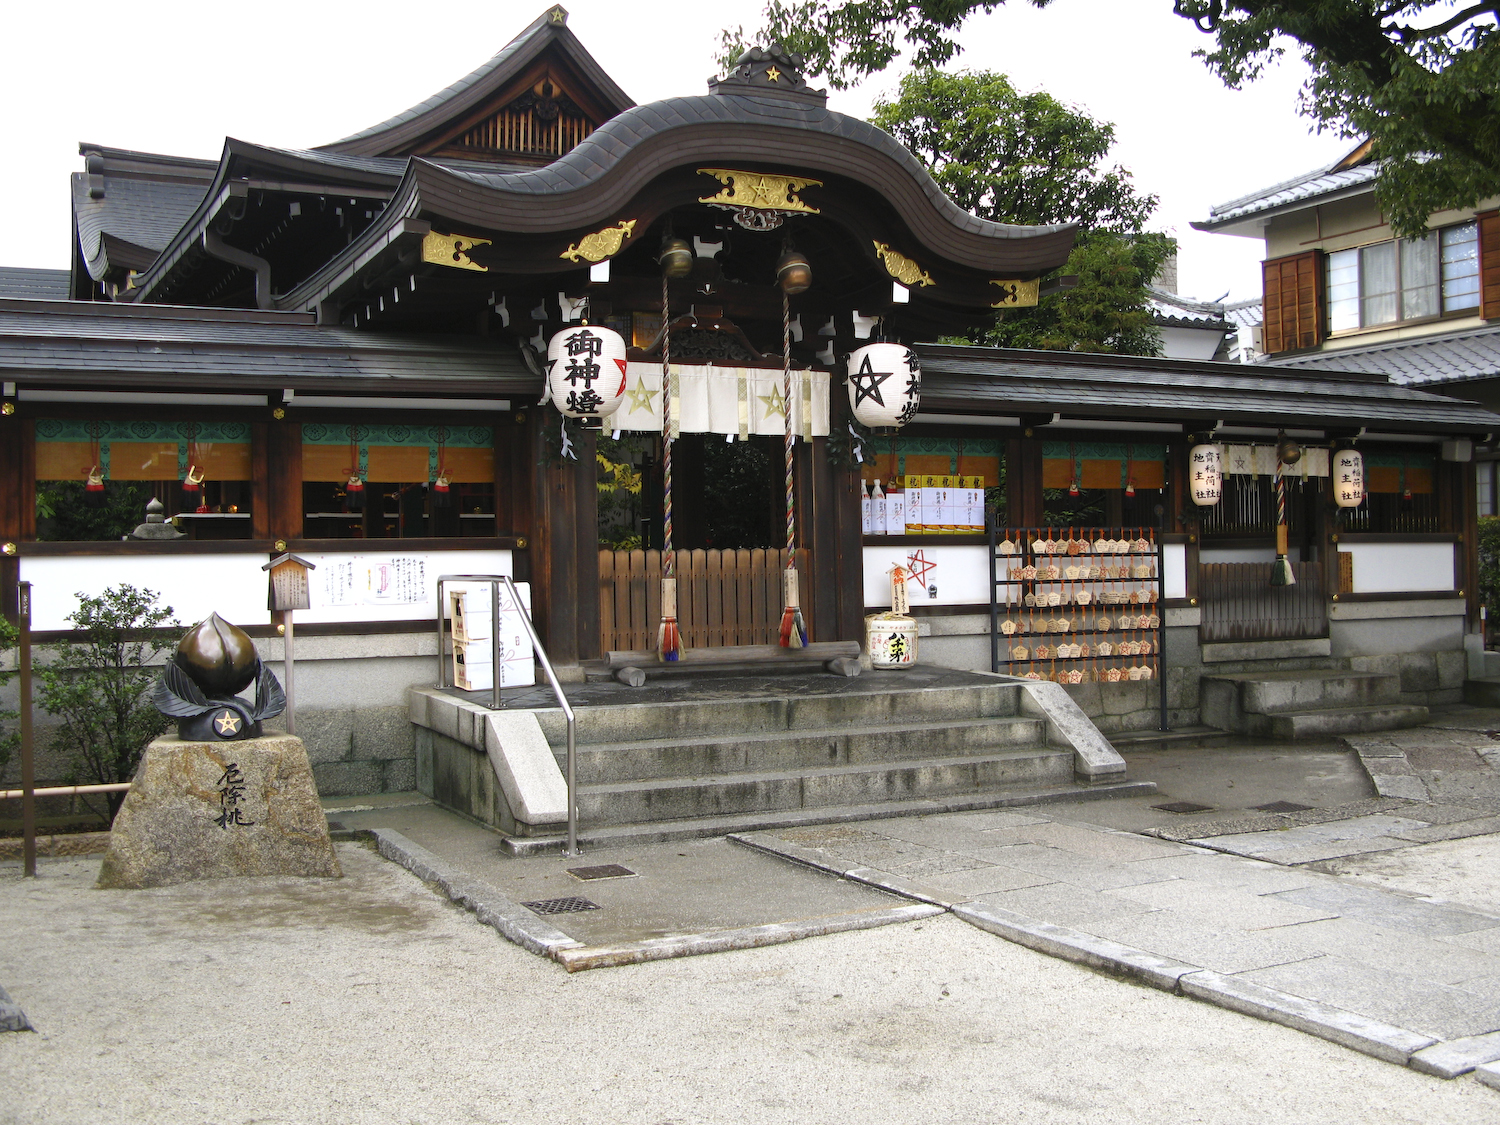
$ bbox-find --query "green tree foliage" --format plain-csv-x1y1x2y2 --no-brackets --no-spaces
873,69,1175,354
1174,1,1500,239
722,1,1500,239
37,480,152,542
38,586,179,818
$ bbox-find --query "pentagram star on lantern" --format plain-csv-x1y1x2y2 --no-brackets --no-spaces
626,378,656,413
758,383,787,421
905,549,937,586
214,710,242,736
850,354,891,409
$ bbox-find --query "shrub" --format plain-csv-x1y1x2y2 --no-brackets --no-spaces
38,585,179,818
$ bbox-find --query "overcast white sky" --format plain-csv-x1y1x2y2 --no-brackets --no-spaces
1,0,1353,301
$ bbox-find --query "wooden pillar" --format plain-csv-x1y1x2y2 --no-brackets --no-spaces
1007,434,1043,527
529,413,601,665
266,420,302,544
0,412,26,616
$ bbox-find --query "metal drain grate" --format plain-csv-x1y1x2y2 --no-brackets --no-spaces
1152,801,1216,814
566,864,637,882
522,896,600,916
1253,801,1313,814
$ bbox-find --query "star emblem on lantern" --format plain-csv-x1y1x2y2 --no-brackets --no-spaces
850,354,891,409
214,710,242,736
847,343,920,428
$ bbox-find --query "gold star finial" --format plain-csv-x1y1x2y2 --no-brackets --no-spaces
765,65,781,82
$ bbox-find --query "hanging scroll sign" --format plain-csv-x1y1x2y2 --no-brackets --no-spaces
846,342,920,429
546,323,629,420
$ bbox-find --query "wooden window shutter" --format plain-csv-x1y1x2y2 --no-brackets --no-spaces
1261,251,1325,353
1480,209,1500,321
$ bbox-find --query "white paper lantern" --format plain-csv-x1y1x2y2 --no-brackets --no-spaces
847,343,920,428
1189,443,1222,507
1334,448,1365,508
546,324,628,419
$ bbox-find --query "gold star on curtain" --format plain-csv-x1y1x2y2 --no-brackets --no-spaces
626,379,656,413
758,384,786,422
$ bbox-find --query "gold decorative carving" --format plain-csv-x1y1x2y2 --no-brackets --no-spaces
990,278,1040,307
559,219,638,263
872,241,934,288
765,66,782,82
422,231,491,272
698,169,821,215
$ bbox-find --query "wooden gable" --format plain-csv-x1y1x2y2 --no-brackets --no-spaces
411,55,614,165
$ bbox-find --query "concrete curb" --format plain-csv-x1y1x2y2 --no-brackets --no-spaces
0,985,33,1033
364,829,583,958
1178,970,1436,1066
954,902,1199,992
728,831,965,908
1476,1061,1500,1091
553,903,945,972
1409,1031,1500,1079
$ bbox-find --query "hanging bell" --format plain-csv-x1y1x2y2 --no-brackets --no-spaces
1276,432,1302,465
431,474,452,509
776,247,812,294
84,465,106,509
658,237,693,279
344,475,366,512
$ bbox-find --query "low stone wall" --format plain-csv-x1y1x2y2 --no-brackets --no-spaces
912,601,1471,732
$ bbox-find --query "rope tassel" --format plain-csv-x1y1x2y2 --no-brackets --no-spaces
657,270,685,661
1270,462,1296,587
778,288,807,648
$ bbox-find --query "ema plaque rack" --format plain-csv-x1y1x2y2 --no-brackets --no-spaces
987,526,1166,708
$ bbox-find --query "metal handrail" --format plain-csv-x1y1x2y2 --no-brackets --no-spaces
436,574,579,856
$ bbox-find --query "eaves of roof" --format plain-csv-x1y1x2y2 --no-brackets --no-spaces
914,343,1500,435
1262,324,1500,388
1193,163,1379,237
320,7,634,155
0,269,70,301
72,173,211,281
0,298,535,397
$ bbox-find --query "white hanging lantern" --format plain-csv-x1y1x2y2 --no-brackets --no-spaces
546,323,628,419
847,342,920,428
1189,443,1223,507
1334,448,1365,508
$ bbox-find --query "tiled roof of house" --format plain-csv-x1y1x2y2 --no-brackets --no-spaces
1262,324,1500,387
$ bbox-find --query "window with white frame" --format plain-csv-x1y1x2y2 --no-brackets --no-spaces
1327,220,1481,332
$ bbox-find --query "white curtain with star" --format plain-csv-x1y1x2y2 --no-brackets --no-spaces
608,363,830,438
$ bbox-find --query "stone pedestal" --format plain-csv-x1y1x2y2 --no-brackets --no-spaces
97,734,341,889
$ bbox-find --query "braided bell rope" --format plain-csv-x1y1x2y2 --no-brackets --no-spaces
662,273,673,579
783,289,795,565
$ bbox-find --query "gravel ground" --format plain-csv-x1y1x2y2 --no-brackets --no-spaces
2,842,1494,1125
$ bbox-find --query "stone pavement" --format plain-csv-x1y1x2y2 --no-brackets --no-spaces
734,797,1500,1084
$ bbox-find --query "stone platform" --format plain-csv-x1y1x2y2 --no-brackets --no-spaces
97,734,341,889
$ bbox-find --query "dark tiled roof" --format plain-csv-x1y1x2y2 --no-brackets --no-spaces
1196,163,1378,232
0,268,70,300
1262,324,1500,387
915,343,1500,434
322,7,633,154
1148,286,1232,331
72,174,210,281
0,299,535,396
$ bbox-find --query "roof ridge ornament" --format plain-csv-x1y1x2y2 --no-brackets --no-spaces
709,44,826,106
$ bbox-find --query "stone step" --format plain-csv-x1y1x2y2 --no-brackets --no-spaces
564,717,1049,783
1110,725,1233,752
1201,670,1401,731
502,779,1159,853
1464,677,1500,707
532,680,1022,745
1262,703,1430,741
575,748,1075,825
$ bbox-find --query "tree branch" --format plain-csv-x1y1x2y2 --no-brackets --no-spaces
1392,4,1500,44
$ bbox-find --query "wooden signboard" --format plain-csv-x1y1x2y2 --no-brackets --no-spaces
266,553,314,611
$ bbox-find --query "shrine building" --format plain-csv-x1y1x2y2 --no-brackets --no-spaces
3,7,1500,823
